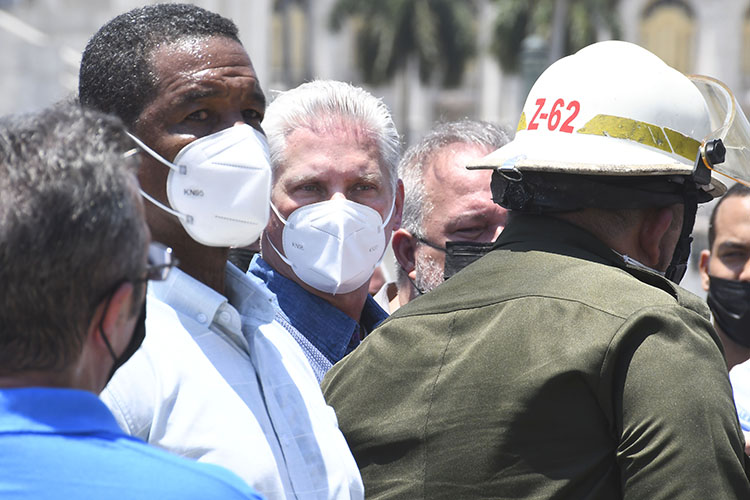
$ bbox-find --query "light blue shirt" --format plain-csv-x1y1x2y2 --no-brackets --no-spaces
0,387,261,500
249,255,388,383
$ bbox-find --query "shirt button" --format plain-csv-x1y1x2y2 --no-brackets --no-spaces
197,313,208,324
219,311,231,324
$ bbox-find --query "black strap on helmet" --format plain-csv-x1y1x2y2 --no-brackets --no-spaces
664,139,725,283
490,171,711,214
490,140,724,284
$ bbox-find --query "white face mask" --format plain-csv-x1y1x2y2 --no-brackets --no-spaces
128,124,272,247
268,197,395,295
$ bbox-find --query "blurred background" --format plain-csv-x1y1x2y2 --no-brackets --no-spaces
1,0,747,296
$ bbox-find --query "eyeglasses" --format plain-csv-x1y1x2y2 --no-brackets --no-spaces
140,242,177,283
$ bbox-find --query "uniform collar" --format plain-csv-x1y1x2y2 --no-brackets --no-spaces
497,213,683,300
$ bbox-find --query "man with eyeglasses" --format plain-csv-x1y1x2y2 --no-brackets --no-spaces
0,103,262,499
390,119,511,311
79,4,362,499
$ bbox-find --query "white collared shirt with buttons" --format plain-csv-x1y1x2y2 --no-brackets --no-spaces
100,264,364,500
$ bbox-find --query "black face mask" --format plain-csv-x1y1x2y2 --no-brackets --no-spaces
707,276,750,348
416,237,496,281
443,241,496,280
100,296,147,383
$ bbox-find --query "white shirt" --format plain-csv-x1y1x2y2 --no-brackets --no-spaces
100,264,364,500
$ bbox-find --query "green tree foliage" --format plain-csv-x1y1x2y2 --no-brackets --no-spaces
492,0,621,72
329,0,477,87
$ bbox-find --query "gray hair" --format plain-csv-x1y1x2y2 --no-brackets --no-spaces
262,80,401,193
399,119,511,238
0,102,148,374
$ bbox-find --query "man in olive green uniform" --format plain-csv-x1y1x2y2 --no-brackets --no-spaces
322,41,750,499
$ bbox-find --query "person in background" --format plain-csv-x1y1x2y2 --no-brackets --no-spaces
250,80,403,383
78,5,362,499
700,182,750,451
699,183,750,370
390,119,511,311
368,262,398,312
0,102,261,500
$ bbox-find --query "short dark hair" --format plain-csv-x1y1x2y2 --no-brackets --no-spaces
0,102,148,374
708,183,750,248
79,3,240,126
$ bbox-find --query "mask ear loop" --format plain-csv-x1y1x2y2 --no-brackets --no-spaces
265,237,294,267
381,193,397,229
266,201,295,267
97,291,119,364
126,132,193,225
269,201,289,224
370,196,398,274
405,271,426,296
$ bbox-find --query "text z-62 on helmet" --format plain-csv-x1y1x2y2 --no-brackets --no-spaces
468,40,750,284
467,40,747,203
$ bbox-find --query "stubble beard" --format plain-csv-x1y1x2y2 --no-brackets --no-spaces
415,251,445,294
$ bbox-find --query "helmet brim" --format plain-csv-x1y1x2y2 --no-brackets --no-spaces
467,130,727,198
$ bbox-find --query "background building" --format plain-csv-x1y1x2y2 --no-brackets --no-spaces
1,0,746,295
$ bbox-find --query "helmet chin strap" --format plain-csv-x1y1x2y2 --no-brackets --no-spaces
664,183,698,284
665,140,724,284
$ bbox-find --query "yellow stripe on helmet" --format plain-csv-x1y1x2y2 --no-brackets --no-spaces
515,112,700,162
516,112,527,133
576,114,700,162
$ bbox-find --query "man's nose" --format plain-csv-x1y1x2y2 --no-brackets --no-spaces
216,112,249,133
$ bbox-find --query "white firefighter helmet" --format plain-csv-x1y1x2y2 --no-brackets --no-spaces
467,40,750,198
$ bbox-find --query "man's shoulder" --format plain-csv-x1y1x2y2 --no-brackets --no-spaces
0,388,260,500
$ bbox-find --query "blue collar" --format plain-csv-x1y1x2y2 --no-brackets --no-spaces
0,387,123,436
248,255,388,364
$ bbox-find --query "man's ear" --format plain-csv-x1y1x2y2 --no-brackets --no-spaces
88,282,136,355
392,228,417,279
638,205,677,269
698,249,712,292
389,179,405,231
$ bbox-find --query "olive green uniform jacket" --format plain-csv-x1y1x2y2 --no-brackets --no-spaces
322,213,750,499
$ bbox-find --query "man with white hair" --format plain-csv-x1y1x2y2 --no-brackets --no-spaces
250,80,404,383
391,119,511,309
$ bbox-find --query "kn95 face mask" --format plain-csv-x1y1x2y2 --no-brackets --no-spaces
268,197,395,295
128,124,272,247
